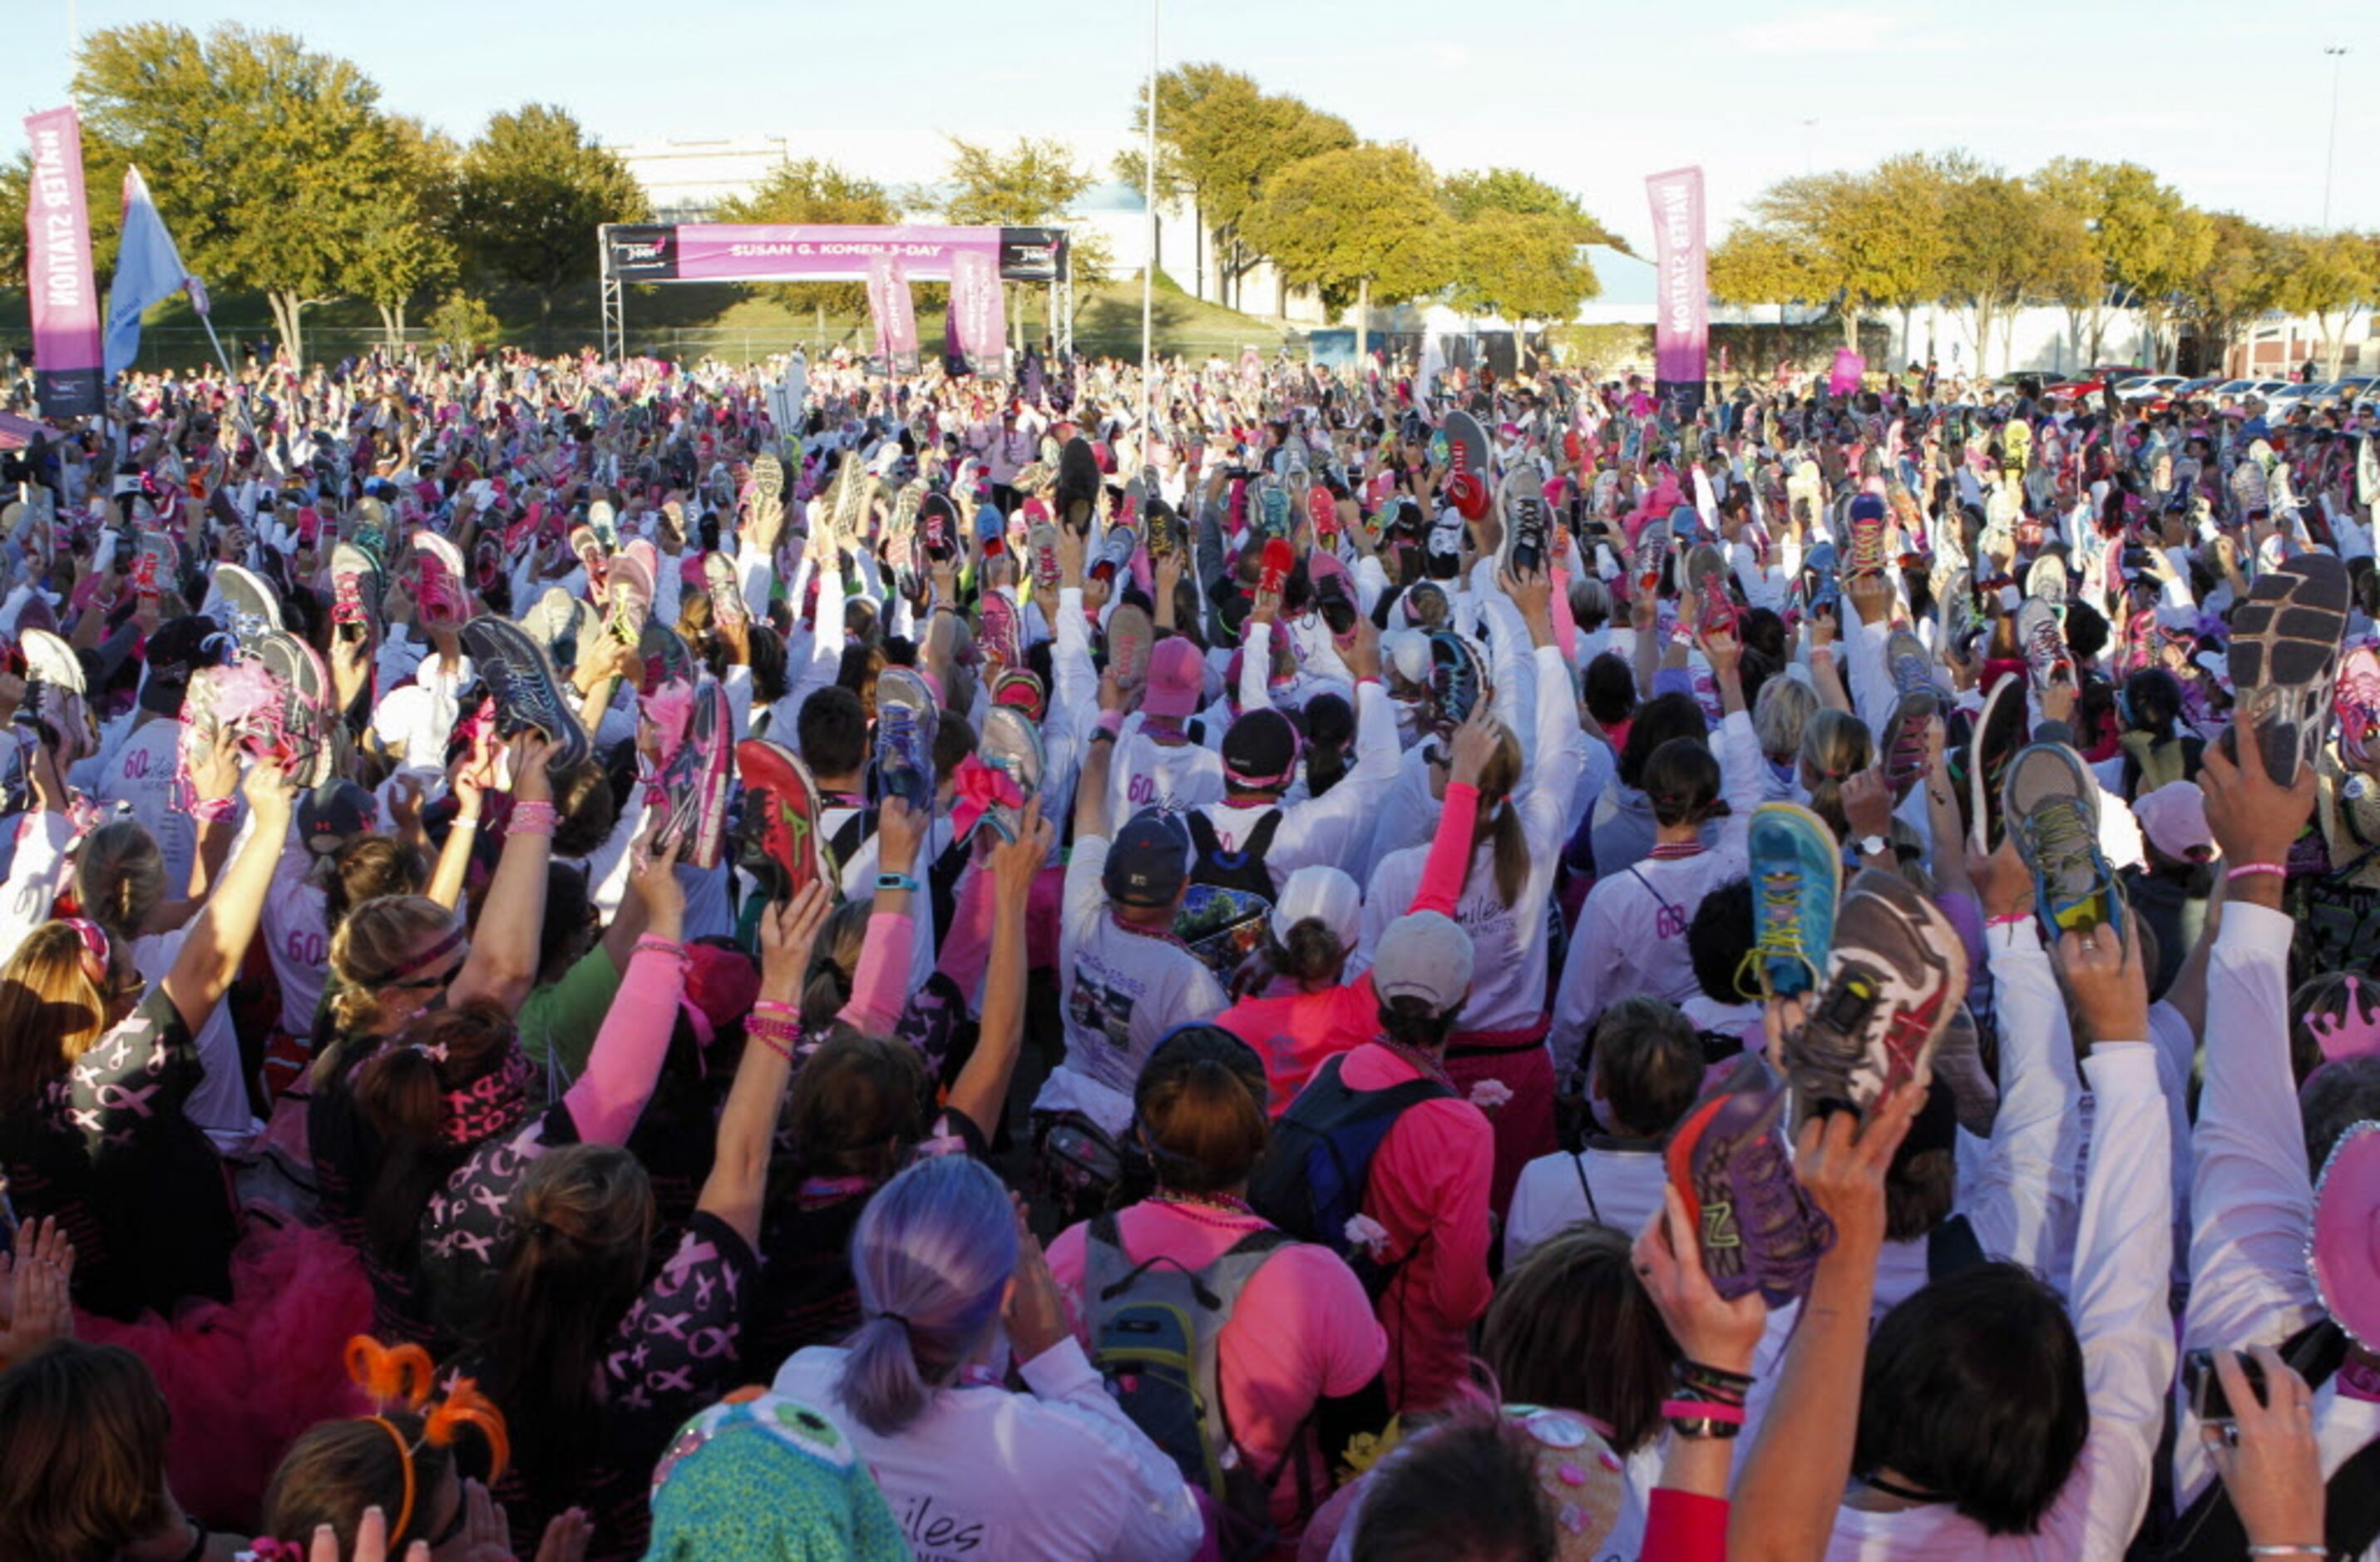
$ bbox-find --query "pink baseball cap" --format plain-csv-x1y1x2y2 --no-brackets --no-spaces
2132,781,2214,863
1145,636,1204,720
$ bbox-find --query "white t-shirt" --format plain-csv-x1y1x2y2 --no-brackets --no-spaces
1035,834,1226,1135
1502,1141,1670,1268
773,1338,1202,1562
260,843,331,1037
96,717,195,895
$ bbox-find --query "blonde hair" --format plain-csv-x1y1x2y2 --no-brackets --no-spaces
1799,709,1874,840
324,895,461,1040
1753,675,1818,764
0,921,124,1106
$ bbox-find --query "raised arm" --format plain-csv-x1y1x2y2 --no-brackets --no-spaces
698,882,832,1250
561,832,686,1145
944,806,1055,1141
1726,1073,1926,1562
445,731,557,1012
160,759,296,1037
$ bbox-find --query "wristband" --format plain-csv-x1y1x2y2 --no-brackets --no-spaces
753,997,801,1018
1661,1398,1746,1426
1986,912,2032,927
750,1026,797,1064
2226,860,2287,882
876,872,921,894
510,799,558,829
191,795,238,824
634,935,689,963
1097,709,1123,737
2245,1550,2325,1560
1089,727,1118,744
451,814,481,832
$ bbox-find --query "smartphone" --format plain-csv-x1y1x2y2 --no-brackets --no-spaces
2182,1348,2267,1424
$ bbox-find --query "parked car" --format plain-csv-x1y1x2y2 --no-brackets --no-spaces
2208,378,2289,400
2143,376,2228,413
2316,375,2379,406
2113,374,2190,403
2043,364,2152,399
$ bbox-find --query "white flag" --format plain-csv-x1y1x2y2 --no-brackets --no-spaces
105,166,194,378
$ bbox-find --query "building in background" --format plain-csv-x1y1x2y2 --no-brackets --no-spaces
610,137,792,223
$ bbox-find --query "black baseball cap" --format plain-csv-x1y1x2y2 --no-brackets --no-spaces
1103,808,1190,907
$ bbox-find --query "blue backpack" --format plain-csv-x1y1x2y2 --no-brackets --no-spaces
1247,1054,1452,1297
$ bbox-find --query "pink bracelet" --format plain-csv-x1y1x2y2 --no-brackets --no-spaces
1661,1398,1746,1426
1986,912,2031,927
191,795,238,824
1097,709,1123,737
2227,861,2287,882
635,935,689,963
753,998,801,1020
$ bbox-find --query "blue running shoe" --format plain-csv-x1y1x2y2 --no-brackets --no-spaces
871,665,939,816
1744,803,1843,1000
2002,743,2122,945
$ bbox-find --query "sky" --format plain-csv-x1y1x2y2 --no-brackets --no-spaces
9,0,2378,250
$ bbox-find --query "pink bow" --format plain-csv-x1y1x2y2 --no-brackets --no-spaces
249,1539,309,1562
949,757,1024,841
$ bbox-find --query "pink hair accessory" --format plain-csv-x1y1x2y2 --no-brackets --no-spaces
2308,976,2380,1065
62,917,110,987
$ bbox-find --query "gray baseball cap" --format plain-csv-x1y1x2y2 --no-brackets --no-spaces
1372,910,1474,1013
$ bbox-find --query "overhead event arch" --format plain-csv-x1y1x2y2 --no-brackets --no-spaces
596,222,1071,362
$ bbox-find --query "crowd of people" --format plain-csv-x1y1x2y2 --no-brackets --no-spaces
0,331,2373,1562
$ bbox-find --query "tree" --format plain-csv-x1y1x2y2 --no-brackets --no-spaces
2176,213,2284,378
1710,226,1826,316
73,22,397,365
716,157,898,318
424,294,501,357
1938,172,2096,376
1241,144,1452,360
455,103,649,348
348,116,460,344
1118,67,1355,309
2272,230,2377,380
940,136,1091,229
1856,152,1967,361
1442,167,1618,246
1446,208,1600,324
1711,165,1947,348
940,136,1092,350
2032,158,2209,368
0,156,27,289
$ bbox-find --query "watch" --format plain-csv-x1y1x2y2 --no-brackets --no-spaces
1857,833,1889,858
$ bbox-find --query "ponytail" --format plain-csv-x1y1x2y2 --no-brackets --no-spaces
837,1158,1016,1436
1466,721,1529,907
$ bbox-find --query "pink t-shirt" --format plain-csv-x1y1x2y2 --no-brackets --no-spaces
1214,783,1483,1115
1336,1041,1495,1414
1046,1200,1385,1534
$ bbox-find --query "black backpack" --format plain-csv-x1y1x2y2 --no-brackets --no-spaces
1247,1055,1452,1298
1186,808,1281,902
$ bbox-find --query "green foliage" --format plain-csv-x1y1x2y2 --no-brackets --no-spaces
1938,171,2095,373
2271,230,2378,377
1442,167,1614,247
0,156,26,285
347,116,462,341
1240,143,1449,313
73,22,401,361
715,156,899,317
424,293,501,353
2175,212,2282,362
1446,208,1599,323
455,103,649,340
938,136,1092,229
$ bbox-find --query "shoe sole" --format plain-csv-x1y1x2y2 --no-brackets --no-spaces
1789,868,1966,1126
733,738,827,902
2227,553,2350,786
1746,802,1843,998
460,616,589,773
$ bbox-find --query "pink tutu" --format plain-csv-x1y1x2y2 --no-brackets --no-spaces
78,1216,372,1530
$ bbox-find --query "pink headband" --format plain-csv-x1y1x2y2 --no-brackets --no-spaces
62,917,110,988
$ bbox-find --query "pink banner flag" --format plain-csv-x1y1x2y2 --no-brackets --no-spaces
23,106,105,418
1644,166,1709,415
866,253,920,375
948,248,1007,378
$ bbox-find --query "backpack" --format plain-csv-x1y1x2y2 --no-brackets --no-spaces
1247,1054,1454,1298
1084,1212,1301,1560
1176,809,1282,982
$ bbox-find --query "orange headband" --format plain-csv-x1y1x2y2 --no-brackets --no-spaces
344,1337,512,1544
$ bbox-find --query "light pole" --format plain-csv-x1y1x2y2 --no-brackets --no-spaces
2323,45,2350,231
1139,0,1159,466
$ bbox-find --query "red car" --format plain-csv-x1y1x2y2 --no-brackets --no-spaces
2042,364,2151,400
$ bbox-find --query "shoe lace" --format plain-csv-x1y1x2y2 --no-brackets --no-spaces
1751,868,1811,987
2028,797,2099,899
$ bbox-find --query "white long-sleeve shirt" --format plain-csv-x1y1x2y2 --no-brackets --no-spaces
1192,678,1400,888
2176,902,2380,1552
1823,1042,2173,1559
775,1336,1202,1562
1548,708,1760,1070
